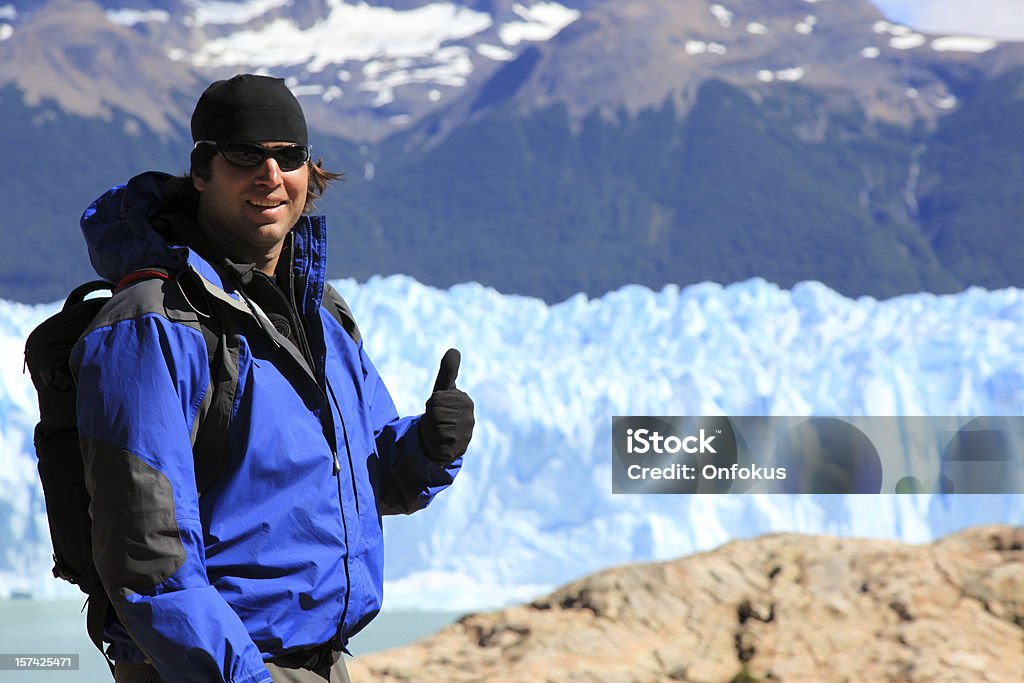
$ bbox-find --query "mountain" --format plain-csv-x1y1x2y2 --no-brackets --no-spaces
1,0,1023,303
348,526,1024,682
0,0,586,141
425,0,1006,133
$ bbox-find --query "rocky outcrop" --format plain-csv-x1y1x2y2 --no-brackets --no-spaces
349,526,1023,682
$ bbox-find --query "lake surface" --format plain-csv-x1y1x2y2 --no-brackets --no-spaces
0,599,461,682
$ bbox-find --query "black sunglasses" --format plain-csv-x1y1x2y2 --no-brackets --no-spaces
195,140,312,172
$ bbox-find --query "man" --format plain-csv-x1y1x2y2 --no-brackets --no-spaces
71,74,474,683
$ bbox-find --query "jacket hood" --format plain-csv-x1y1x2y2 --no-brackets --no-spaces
80,171,192,283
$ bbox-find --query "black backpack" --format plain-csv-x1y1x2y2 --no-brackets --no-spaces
24,270,361,674
23,271,228,674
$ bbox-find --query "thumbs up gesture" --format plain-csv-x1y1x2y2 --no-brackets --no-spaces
419,348,475,465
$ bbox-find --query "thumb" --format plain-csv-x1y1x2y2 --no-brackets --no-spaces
432,348,461,392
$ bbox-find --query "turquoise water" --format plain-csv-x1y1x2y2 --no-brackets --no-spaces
0,599,460,682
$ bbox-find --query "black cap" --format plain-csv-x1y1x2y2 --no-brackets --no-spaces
191,74,307,145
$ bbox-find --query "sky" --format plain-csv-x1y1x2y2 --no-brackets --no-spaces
872,0,1024,41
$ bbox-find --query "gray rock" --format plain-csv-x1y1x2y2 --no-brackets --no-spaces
350,526,1024,682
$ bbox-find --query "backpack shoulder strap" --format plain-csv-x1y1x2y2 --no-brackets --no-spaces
179,270,236,494
108,267,235,492
322,282,361,345
86,594,114,677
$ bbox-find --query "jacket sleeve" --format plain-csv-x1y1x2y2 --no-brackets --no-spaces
358,342,461,515
71,313,272,683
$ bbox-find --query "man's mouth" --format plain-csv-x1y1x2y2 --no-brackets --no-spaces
247,199,285,208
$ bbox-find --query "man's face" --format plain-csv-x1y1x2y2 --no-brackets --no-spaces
193,141,309,269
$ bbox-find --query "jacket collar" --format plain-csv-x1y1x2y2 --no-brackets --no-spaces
185,215,328,310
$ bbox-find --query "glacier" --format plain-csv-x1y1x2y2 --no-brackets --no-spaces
1,276,1021,610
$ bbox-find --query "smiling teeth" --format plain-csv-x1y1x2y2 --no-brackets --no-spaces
249,200,283,207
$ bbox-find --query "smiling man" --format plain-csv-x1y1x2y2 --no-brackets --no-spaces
71,74,475,683
188,76,314,275
191,138,307,271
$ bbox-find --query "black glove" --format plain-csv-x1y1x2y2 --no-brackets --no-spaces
419,348,475,465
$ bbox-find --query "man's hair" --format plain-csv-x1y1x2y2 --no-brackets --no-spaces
160,147,343,217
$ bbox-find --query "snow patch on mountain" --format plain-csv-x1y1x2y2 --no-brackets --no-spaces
686,40,727,56
360,45,475,105
931,35,999,53
188,0,578,73
873,20,912,36
757,66,806,82
190,1,493,69
106,9,170,26
891,32,926,50
476,43,516,61
189,0,293,26
794,15,816,35
499,1,579,47
710,4,733,29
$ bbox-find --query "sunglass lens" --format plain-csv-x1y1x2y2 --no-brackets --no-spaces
220,142,268,167
273,146,310,171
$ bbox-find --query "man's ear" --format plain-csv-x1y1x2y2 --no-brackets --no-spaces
192,172,206,192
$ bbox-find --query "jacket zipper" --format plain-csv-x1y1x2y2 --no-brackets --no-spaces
285,232,354,648
333,464,352,651
326,380,360,515
227,253,354,648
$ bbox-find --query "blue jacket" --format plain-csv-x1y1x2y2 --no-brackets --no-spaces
70,172,460,683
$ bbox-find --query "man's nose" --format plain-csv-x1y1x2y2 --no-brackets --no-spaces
255,156,283,184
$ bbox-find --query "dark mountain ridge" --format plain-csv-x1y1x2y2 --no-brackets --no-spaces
1,0,1022,303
